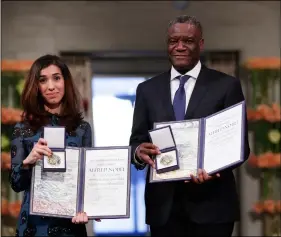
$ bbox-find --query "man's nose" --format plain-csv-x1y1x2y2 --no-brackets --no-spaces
176,41,186,51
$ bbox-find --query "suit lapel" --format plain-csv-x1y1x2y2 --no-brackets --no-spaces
159,71,176,121
185,65,210,119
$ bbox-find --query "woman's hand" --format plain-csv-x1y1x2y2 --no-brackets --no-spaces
72,212,88,224
72,212,101,224
23,138,52,165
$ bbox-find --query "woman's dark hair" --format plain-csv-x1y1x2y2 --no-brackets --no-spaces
21,54,83,132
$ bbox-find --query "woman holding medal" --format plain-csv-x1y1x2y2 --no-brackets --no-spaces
9,54,97,237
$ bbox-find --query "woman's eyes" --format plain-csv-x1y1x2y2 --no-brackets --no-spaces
39,78,46,83
38,76,61,83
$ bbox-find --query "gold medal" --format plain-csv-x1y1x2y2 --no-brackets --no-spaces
160,155,173,166
47,153,61,166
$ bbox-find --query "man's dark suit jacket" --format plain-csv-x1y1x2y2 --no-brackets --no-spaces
129,64,250,227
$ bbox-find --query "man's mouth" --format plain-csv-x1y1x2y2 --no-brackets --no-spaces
173,55,189,58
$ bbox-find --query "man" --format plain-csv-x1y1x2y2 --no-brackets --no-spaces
129,15,250,237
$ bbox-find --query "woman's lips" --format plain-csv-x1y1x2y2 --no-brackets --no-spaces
46,93,57,98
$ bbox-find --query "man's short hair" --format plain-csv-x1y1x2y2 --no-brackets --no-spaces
167,15,203,37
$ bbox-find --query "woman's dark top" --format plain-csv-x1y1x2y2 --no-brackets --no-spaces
10,114,92,237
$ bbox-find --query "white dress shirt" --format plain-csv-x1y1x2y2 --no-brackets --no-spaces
170,60,201,112
134,60,202,166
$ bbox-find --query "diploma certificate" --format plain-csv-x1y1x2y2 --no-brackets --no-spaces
150,101,245,183
30,146,131,219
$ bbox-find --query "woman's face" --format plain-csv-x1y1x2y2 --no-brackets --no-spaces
38,65,65,107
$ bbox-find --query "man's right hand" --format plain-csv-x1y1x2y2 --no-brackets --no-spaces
136,143,161,168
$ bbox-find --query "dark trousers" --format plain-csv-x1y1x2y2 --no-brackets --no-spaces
150,215,234,237
149,184,234,237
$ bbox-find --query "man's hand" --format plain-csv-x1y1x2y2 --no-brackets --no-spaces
184,169,220,184
136,143,160,168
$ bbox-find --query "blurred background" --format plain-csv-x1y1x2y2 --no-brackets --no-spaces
1,1,280,236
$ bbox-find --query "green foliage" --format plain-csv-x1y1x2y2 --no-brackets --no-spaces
1,71,25,109
1,134,10,150
1,124,14,153
249,121,281,154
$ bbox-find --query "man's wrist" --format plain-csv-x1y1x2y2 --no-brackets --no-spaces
135,154,144,164
133,146,146,166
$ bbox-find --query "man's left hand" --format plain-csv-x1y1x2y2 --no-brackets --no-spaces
188,169,220,184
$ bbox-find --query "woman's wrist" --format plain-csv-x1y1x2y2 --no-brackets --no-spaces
22,159,30,169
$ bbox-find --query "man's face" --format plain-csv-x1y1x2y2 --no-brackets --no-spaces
167,23,204,71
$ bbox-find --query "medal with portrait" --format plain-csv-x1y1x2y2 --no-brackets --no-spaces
47,153,61,166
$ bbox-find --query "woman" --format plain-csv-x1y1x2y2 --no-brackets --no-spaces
10,54,95,237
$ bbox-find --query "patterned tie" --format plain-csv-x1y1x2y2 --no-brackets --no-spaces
173,75,190,121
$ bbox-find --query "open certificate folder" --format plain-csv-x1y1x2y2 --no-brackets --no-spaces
30,146,131,219
150,101,246,183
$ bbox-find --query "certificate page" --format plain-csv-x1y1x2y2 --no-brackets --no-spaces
31,148,80,217
151,120,200,182
83,148,129,218
203,103,243,173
